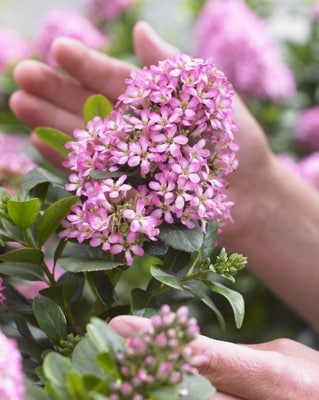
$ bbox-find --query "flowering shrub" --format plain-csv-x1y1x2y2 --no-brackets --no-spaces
194,0,296,102
0,53,246,398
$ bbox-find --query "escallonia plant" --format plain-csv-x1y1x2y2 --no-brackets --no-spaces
0,53,246,399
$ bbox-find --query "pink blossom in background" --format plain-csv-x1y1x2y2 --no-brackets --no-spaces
313,1,319,19
0,132,36,195
298,153,319,190
15,260,64,300
194,0,296,102
36,9,109,66
85,0,136,23
0,29,34,71
295,106,319,153
0,277,5,303
277,152,319,190
0,330,24,400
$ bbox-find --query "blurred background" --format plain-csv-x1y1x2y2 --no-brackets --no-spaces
0,0,319,347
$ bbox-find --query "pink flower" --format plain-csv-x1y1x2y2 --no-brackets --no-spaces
314,1,319,19
298,153,319,190
85,0,137,23
0,330,24,400
194,0,296,101
0,29,34,71
36,8,109,66
62,53,238,265
295,106,319,153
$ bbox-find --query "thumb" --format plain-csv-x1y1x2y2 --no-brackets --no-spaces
109,314,152,337
133,20,178,66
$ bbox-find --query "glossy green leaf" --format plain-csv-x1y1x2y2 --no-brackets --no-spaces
159,223,203,253
58,257,124,273
150,265,183,290
178,374,216,399
66,372,86,400
183,281,226,329
150,385,179,400
71,337,105,378
83,94,113,125
87,317,123,356
36,196,78,247
0,262,44,281
131,288,158,317
0,247,44,264
43,352,72,398
93,271,114,305
35,127,71,158
21,167,65,194
204,280,245,329
33,296,68,344
7,198,40,230
24,378,51,400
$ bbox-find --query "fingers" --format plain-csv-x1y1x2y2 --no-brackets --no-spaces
110,316,319,400
10,90,83,134
51,37,137,102
133,20,178,66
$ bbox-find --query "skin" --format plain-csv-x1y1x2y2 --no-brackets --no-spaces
9,20,319,399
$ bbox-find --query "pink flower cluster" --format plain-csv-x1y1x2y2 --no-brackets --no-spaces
0,29,34,72
295,106,319,153
110,304,204,399
85,0,136,23
0,330,24,400
62,53,238,265
0,132,36,195
314,1,319,19
194,0,296,102
36,9,108,67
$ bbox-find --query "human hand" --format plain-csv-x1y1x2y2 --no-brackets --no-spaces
109,314,319,400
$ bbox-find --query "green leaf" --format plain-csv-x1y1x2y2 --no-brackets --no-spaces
71,336,105,378
87,317,123,355
43,352,72,392
33,296,68,344
0,247,44,264
36,196,78,247
20,167,65,195
183,281,226,329
203,280,245,329
0,262,44,281
83,94,113,125
150,385,179,400
58,257,124,273
66,372,86,400
7,198,40,230
35,127,71,158
150,265,183,290
24,378,51,400
202,219,218,259
131,288,158,317
159,223,203,253
93,271,115,305
178,374,216,399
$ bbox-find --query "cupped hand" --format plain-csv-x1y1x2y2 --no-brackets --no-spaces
110,315,319,400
